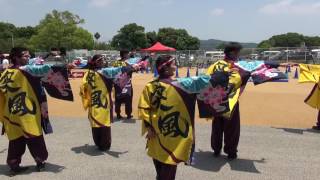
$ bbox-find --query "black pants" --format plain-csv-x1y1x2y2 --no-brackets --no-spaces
7,136,48,169
115,95,133,117
316,110,320,127
92,127,111,151
153,159,177,180
211,103,240,155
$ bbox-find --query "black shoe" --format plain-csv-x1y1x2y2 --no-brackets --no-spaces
9,166,29,176
213,151,221,157
36,162,46,172
312,126,320,130
227,153,237,160
185,156,195,166
127,115,133,119
116,115,123,119
98,146,110,152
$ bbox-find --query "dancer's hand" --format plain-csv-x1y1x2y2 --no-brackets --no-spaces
230,67,239,73
146,128,156,140
131,64,140,71
66,63,76,69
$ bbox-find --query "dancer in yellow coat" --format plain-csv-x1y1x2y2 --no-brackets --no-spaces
0,47,73,175
80,54,145,151
206,42,243,160
139,55,232,180
299,64,320,130
207,43,287,159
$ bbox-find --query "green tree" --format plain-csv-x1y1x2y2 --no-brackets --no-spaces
70,28,95,49
0,22,38,52
146,31,157,47
258,32,320,48
111,23,148,50
257,40,272,48
157,27,200,50
15,26,37,39
0,22,16,52
28,10,94,51
304,36,320,47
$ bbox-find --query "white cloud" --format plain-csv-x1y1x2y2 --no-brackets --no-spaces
259,0,320,15
89,0,116,7
210,8,225,16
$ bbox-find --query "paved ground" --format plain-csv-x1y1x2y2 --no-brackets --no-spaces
0,117,320,180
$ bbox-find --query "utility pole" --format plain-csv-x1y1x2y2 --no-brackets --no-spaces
11,33,14,48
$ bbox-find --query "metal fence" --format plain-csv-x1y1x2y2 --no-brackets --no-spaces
32,46,320,67
174,47,320,67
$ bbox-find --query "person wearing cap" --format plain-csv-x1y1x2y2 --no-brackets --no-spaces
206,42,243,160
0,47,74,175
111,50,134,119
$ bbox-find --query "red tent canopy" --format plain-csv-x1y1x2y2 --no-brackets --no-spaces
141,42,176,52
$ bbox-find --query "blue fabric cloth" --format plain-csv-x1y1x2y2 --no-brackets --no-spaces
28,58,37,65
22,64,52,77
176,75,211,94
236,60,264,72
99,67,123,79
127,57,140,65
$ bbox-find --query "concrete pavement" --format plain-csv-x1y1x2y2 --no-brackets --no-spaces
0,117,320,180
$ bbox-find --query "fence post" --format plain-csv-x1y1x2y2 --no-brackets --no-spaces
305,50,307,63
294,67,299,79
286,47,289,63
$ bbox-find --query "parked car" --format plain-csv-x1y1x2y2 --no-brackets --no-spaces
73,57,88,67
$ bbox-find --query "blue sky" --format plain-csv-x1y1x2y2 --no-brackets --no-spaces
0,0,320,43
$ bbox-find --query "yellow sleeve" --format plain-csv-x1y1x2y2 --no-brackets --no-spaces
206,64,215,75
138,84,152,136
206,60,227,75
229,71,242,90
79,75,90,110
0,92,5,123
206,61,242,89
299,64,320,83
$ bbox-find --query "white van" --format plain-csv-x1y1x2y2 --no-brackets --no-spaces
311,49,320,59
261,50,281,60
262,51,281,57
205,51,225,60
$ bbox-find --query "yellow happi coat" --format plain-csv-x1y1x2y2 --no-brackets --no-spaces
299,64,320,109
0,69,42,140
206,60,242,118
0,65,73,141
138,80,194,165
80,70,112,127
112,60,127,67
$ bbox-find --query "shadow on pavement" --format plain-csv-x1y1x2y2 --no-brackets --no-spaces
273,127,320,135
192,149,265,174
106,150,129,158
71,144,128,158
112,117,137,124
0,148,7,154
0,162,65,177
121,119,137,124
